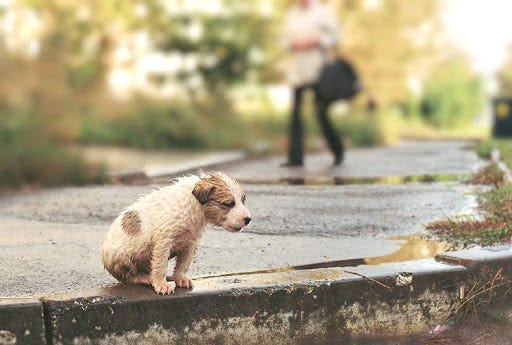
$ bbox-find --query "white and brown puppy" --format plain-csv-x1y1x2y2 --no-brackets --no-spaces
101,172,251,295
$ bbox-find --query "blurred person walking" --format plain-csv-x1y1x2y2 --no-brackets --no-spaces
282,0,343,166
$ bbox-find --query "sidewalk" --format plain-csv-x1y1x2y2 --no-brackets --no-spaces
0,140,479,298
1,139,503,344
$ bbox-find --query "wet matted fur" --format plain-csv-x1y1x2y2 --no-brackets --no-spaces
101,172,251,295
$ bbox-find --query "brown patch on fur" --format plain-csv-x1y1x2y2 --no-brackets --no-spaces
109,243,154,282
108,256,138,282
133,243,153,276
192,180,216,205
202,175,235,226
121,210,141,236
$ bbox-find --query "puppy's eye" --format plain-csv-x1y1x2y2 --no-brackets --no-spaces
223,201,236,209
242,194,246,203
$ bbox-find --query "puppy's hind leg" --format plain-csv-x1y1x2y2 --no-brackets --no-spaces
131,275,151,285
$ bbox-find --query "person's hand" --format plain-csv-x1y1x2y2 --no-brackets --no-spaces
291,37,320,51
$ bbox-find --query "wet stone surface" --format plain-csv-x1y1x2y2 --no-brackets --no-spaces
214,140,479,182
0,140,482,297
0,182,479,297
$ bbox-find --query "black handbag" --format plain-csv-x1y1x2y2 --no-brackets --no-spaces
317,58,362,104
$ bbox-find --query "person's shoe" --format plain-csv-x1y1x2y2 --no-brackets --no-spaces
281,161,303,167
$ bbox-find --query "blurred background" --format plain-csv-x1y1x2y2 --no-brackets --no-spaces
1,0,511,188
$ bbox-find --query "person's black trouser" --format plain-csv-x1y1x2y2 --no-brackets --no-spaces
287,83,344,165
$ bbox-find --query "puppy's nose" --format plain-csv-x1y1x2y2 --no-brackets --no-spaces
244,216,251,225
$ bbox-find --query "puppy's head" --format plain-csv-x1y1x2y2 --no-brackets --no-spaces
192,172,251,232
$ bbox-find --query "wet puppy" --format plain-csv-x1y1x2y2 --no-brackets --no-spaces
101,172,251,295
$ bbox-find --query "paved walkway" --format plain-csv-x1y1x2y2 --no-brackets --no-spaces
0,140,480,297
218,140,478,182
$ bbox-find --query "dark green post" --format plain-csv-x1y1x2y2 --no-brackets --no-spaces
493,97,512,137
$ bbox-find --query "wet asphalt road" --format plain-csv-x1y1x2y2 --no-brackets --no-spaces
0,140,481,297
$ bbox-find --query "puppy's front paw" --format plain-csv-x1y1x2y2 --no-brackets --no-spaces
167,275,194,288
153,281,175,295
175,277,194,289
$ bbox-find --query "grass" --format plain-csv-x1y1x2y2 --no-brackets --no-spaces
79,101,397,151
0,94,493,188
427,140,512,246
427,183,512,246
476,141,493,160
1,99,398,188
477,138,512,168
468,163,505,188
0,106,107,189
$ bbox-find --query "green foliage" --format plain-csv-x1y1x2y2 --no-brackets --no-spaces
157,8,276,96
492,139,512,169
477,139,512,169
340,0,443,106
476,141,493,159
79,103,392,151
67,59,100,90
81,101,204,148
417,58,484,128
428,168,512,247
0,105,106,188
16,0,277,97
80,98,270,150
122,102,204,148
338,115,384,147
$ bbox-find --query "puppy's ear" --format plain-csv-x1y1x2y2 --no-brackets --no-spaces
192,180,216,205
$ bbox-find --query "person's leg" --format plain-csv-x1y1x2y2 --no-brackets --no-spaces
314,90,344,165
285,86,305,166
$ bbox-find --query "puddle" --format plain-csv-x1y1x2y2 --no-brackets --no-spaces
364,234,450,265
196,234,449,281
195,259,365,281
242,174,469,186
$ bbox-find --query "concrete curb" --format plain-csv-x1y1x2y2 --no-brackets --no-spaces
109,151,246,184
42,260,469,345
491,148,512,183
0,298,45,345
2,247,511,345
147,151,246,180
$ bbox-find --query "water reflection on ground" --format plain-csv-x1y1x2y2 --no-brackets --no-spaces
364,234,450,265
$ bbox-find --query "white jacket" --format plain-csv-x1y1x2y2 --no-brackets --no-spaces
282,1,340,87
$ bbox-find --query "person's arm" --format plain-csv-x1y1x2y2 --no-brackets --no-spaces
319,5,341,49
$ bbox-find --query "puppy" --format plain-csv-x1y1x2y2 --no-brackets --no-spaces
101,172,251,295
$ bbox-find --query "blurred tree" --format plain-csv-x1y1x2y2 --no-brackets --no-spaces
155,0,280,107
1,0,454,111
0,0,281,142
0,0,163,125
331,0,446,106
418,56,483,128
1,0,277,103
0,0,483,145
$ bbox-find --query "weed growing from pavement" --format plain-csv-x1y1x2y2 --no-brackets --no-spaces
399,268,512,345
476,141,493,160
412,141,512,344
478,139,512,168
467,163,504,188
427,147,512,247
